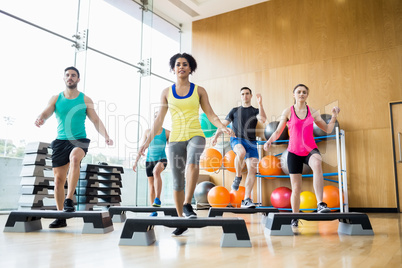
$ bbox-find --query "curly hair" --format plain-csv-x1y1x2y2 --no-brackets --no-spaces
169,53,197,74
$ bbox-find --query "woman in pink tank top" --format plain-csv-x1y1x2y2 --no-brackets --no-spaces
263,84,340,226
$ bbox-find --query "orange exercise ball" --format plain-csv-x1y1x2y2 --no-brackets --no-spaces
207,186,230,208
200,148,222,172
323,185,340,208
222,150,248,173
230,186,245,208
300,191,317,213
258,155,282,177
223,150,236,172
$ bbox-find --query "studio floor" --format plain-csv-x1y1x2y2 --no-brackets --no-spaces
0,210,401,268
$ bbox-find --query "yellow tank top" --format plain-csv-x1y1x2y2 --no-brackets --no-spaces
168,83,205,142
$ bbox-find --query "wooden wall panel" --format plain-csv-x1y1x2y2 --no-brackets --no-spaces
395,1,402,45
192,0,402,208
347,129,396,208
192,0,402,81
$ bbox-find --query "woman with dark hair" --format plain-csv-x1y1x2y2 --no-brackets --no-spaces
263,84,340,227
137,53,233,236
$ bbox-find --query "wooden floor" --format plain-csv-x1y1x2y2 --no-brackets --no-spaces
1,210,401,267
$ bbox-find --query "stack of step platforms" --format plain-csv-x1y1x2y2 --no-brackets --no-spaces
18,142,56,210
77,163,124,211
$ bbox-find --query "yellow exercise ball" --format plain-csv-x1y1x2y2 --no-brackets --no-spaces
300,191,317,213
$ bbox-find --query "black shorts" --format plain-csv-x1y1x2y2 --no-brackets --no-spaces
145,159,167,177
287,148,320,174
51,139,90,168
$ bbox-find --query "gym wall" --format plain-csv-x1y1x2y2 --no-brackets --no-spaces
191,0,402,209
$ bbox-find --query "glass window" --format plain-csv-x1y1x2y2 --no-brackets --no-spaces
1,0,79,38
0,13,76,151
86,0,142,66
82,49,141,167
0,7,77,211
149,15,181,79
0,0,181,210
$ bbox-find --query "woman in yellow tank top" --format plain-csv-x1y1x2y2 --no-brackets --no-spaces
138,53,233,236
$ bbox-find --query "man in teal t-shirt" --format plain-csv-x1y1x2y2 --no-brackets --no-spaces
35,66,113,228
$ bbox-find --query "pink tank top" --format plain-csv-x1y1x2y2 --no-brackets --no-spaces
287,105,317,156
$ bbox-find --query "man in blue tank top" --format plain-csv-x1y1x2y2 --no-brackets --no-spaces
35,66,113,228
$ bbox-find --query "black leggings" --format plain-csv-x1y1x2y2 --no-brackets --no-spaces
145,159,167,177
287,148,320,174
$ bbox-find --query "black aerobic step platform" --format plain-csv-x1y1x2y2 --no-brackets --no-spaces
208,207,279,217
108,206,178,222
265,212,374,236
119,217,252,247
79,172,121,181
80,163,124,174
78,180,122,188
3,210,113,234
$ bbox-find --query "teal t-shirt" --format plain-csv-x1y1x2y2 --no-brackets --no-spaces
146,128,167,161
55,92,87,140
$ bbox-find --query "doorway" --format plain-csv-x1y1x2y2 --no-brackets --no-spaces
390,101,402,212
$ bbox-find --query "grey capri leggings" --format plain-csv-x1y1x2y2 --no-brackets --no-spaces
168,136,206,191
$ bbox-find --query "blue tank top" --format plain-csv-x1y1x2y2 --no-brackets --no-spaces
55,92,87,140
146,128,167,161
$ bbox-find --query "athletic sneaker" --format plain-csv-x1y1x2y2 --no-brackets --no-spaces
183,203,197,218
149,212,158,217
291,219,299,227
63,198,75,212
241,198,256,208
171,228,188,236
152,197,161,207
231,176,242,191
317,202,331,213
49,219,67,228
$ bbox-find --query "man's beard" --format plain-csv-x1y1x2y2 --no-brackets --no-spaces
66,82,77,89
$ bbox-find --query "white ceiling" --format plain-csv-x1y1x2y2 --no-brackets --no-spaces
152,0,270,25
